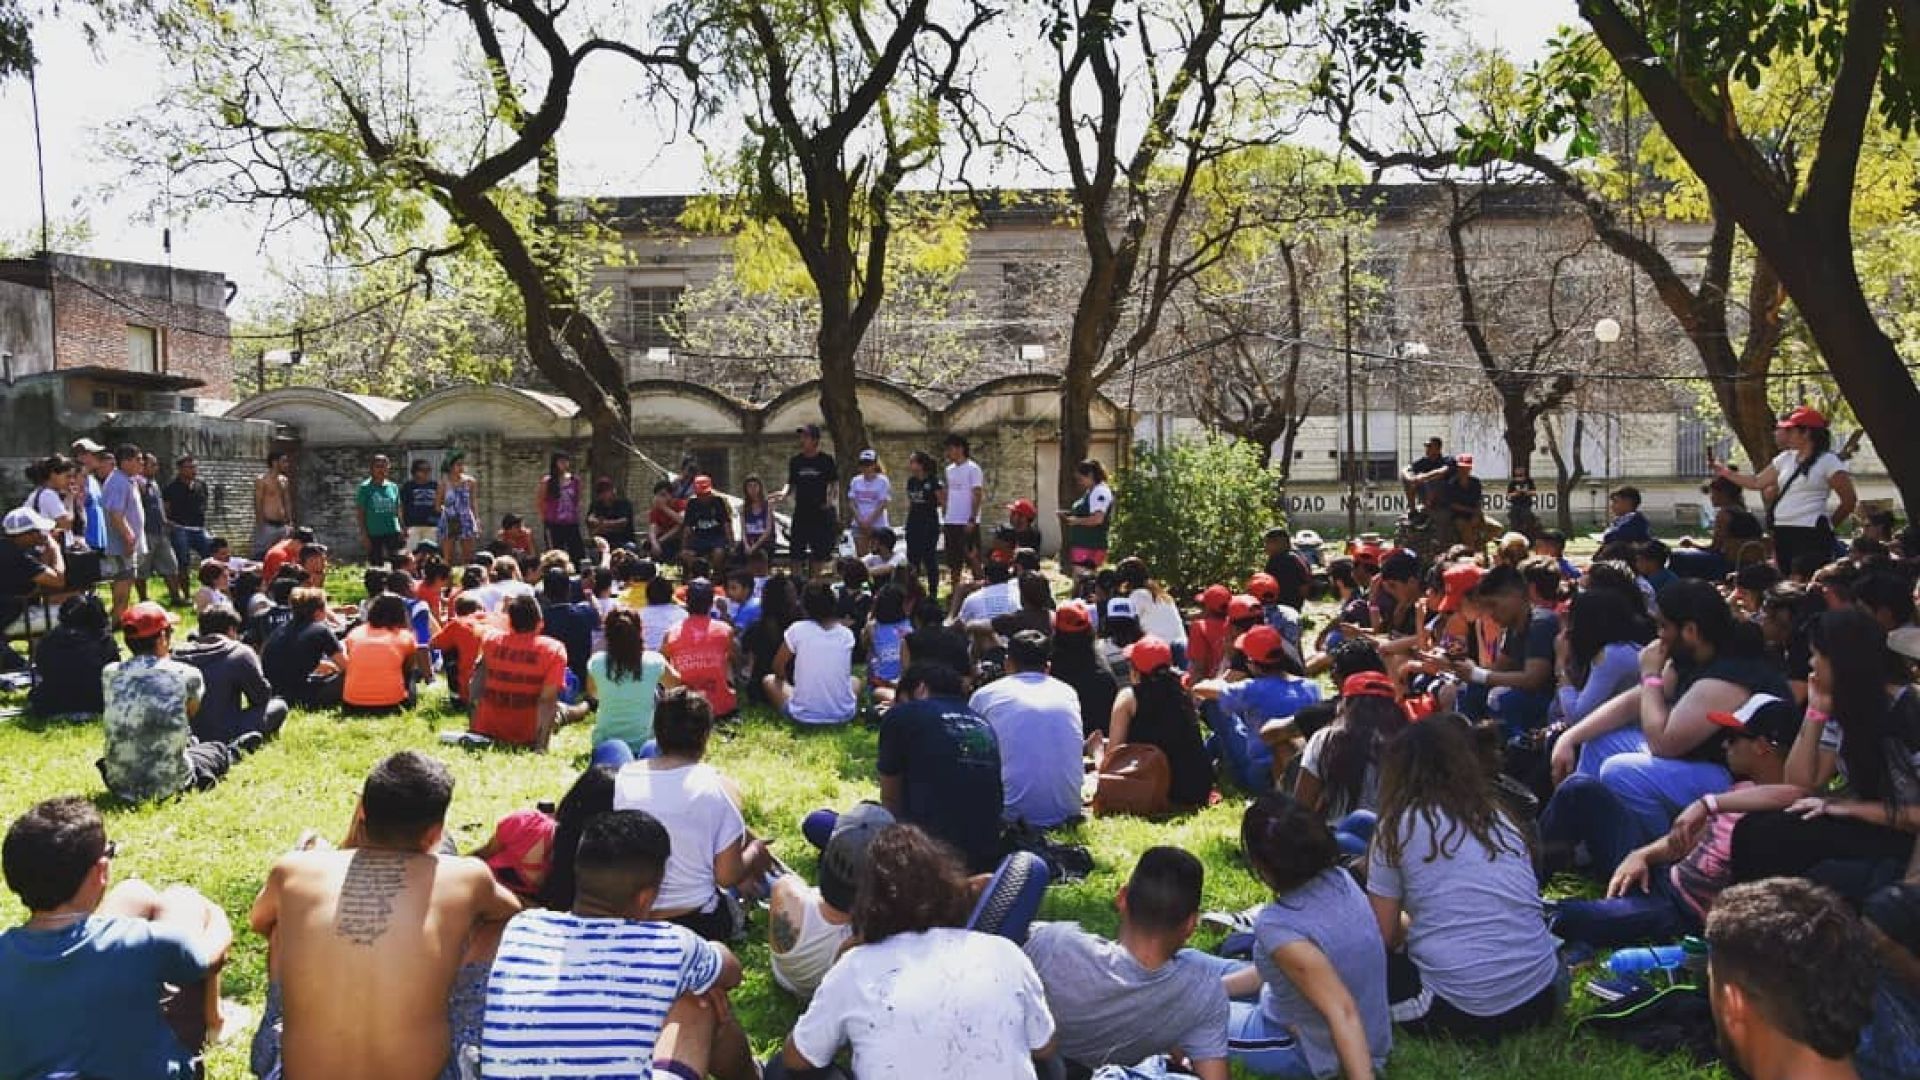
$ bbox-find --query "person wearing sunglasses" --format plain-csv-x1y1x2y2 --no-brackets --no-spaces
0,796,236,1079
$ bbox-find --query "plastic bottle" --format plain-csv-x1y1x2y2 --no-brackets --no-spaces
1605,944,1689,976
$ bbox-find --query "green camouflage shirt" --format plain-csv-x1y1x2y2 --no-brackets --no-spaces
102,655,205,802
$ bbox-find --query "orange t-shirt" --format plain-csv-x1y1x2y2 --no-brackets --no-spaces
664,614,736,717
473,629,568,745
342,625,417,707
415,579,445,622
261,538,301,582
430,613,500,704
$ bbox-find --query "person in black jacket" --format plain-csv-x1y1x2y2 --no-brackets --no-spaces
27,593,118,719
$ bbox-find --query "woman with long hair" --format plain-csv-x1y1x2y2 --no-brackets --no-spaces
847,448,892,558
536,451,585,563
23,454,77,539
535,764,619,910
1227,793,1391,1078
435,450,479,566
1103,635,1213,807
1694,608,1920,900
1296,672,1410,854
738,475,774,565
587,607,677,762
1116,556,1188,667
743,572,800,702
776,824,1054,1079
340,593,418,713
1368,715,1561,1040
1714,406,1856,572
1557,587,1652,741
1061,458,1113,572
902,451,944,598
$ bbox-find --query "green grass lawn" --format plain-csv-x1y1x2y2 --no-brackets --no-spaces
0,582,1728,1078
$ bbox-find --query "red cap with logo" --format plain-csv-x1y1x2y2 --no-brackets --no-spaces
1236,624,1290,665
120,602,178,640
1341,671,1398,700
1437,563,1485,614
1006,498,1038,519
1053,600,1093,634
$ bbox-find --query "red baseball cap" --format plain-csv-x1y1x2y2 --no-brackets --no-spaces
1198,584,1232,616
1455,453,1475,468
1227,594,1263,623
1053,600,1093,634
1437,563,1484,613
1006,498,1038,519
1247,572,1280,603
1236,625,1290,665
1353,543,1383,565
692,475,713,496
1341,671,1398,700
120,602,178,640
1777,405,1828,430
1125,635,1175,675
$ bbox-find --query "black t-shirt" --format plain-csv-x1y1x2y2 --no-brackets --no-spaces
245,604,293,650
161,478,208,529
589,497,636,548
262,620,342,701
683,496,730,544
1409,453,1453,505
905,474,943,528
540,601,597,680
1050,645,1120,737
1502,607,1560,667
400,480,440,528
28,625,117,716
1444,475,1484,516
1123,695,1214,807
876,695,1005,873
787,452,838,519
1264,550,1311,609
0,542,48,603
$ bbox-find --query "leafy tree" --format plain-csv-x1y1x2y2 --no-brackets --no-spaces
1556,0,1920,509
661,0,997,466
119,0,689,488
1109,434,1282,597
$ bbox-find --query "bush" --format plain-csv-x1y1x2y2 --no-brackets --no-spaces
1108,434,1282,598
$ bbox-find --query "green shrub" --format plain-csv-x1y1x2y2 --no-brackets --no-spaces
1109,434,1282,598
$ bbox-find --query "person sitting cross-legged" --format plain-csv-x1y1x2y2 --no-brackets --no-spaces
249,751,523,1080
469,593,589,751
768,803,893,1000
770,824,1056,1080
100,602,262,803
969,630,1086,830
1022,846,1233,1079
481,808,757,1080
174,605,288,745
0,796,237,1080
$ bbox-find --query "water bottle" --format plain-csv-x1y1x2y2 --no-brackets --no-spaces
1606,944,1689,976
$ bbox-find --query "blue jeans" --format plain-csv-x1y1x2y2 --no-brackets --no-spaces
1540,775,1647,879
170,525,213,571
1334,810,1376,859
1575,726,1650,780
589,738,658,768
1488,686,1553,738
1202,700,1272,793
1227,1001,1317,1078
1598,753,1731,849
1549,872,1698,949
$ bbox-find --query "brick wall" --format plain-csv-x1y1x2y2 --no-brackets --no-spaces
47,255,234,399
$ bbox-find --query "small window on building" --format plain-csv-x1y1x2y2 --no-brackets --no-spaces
126,325,159,373
624,287,684,351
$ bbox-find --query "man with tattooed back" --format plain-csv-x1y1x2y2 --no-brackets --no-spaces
250,751,520,1080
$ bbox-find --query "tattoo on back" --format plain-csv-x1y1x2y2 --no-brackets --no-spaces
333,850,409,946
771,909,799,953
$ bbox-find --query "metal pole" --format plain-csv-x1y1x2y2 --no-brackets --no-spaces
1343,234,1357,536
28,62,49,257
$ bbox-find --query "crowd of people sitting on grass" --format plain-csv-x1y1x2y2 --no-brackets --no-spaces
2,409,1917,1080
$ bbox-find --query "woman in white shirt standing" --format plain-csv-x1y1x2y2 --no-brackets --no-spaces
776,823,1056,1080
1714,405,1855,574
847,449,893,559
24,454,77,541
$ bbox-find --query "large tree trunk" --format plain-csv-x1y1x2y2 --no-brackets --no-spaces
815,315,871,503
1058,364,1097,507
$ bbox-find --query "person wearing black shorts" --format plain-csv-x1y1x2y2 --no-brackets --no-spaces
903,451,944,599
778,423,839,578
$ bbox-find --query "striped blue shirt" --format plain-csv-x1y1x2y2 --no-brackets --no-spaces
481,909,722,1078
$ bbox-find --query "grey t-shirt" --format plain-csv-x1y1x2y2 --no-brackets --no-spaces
1022,922,1229,1070
1366,808,1559,1017
100,471,146,557
1298,725,1380,822
1253,869,1392,1079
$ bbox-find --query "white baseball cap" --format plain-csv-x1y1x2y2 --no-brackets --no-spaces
3,508,54,536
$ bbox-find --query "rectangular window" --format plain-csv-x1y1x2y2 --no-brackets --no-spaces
126,325,159,373
624,287,684,351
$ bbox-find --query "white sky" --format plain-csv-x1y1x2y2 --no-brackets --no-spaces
0,0,1579,313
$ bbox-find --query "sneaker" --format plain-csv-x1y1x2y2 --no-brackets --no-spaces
231,731,267,757
1200,903,1261,935
438,731,494,749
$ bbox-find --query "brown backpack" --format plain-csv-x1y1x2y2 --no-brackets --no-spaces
1092,743,1172,817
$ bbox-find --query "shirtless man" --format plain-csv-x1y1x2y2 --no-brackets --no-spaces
253,450,296,559
250,751,520,1080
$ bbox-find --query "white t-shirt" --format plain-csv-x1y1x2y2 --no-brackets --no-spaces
957,580,1019,624
847,473,892,531
1129,589,1187,646
791,927,1055,1079
611,762,746,913
944,459,986,524
31,488,66,524
1768,450,1848,528
784,619,858,724
640,603,688,652
1084,482,1114,517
